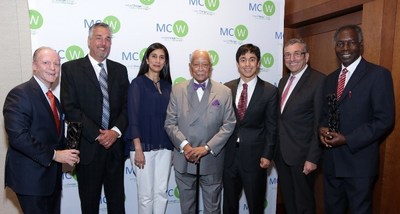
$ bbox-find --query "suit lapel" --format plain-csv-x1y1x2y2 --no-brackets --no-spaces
285,68,311,108
82,56,102,93
106,59,115,94
30,78,60,136
187,80,201,124
245,77,261,115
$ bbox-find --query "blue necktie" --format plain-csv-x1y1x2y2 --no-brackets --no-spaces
193,82,206,91
98,63,110,129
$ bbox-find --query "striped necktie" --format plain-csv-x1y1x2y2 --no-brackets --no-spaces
337,68,348,99
98,63,110,129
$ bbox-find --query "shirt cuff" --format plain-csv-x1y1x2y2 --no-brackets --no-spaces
111,126,122,138
180,140,189,153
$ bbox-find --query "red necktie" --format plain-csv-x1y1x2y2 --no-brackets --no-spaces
337,68,348,99
280,75,295,110
46,90,60,134
237,83,248,120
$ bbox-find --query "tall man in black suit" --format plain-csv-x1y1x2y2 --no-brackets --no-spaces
275,38,325,214
319,25,395,214
223,43,278,214
3,47,80,214
61,23,129,214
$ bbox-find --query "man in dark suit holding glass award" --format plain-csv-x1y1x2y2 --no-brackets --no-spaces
319,25,395,214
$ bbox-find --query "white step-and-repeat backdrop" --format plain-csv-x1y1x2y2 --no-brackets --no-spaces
27,0,284,213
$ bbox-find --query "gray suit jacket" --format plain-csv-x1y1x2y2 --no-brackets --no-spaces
165,79,236,175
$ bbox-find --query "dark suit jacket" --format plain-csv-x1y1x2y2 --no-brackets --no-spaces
277,67,325,166
224,77,278,172
61,55,129,164
3,77,65,196
321,58,395,177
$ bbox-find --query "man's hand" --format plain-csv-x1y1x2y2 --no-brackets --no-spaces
319,127,346,148
260,158,271,169
183,144,209,163
96,129,119,149
54,149,80,166
303,161,317,175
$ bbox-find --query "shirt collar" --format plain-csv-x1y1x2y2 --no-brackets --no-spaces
88,54,107,70
342,56,362,74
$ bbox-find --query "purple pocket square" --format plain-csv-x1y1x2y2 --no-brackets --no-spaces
212,99,220,106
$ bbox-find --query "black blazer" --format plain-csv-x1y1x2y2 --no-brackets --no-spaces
320,58,395,177
61,55,129,164
277,67,325,165
4,77,65,195
224,77,278,172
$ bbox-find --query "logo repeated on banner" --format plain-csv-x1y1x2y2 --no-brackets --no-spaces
173,77,187,85
204,0,220,11
103,16,121,34
263,1,276,16
65,45,85,61
156,20,189,41
261,52,274,69
248,1,276,20
140,0,155,5
220,24,249,45
29,10,43,30
189,0,220,15
235,25,249,41
208,50,219,67
173,20,189,38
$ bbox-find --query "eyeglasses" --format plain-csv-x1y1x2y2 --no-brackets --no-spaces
335,40,360,48
283,52,306,59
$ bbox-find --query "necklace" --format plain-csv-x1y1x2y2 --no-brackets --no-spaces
145,73,162,94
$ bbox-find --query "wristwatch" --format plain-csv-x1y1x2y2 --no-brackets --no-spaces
204,145,211,153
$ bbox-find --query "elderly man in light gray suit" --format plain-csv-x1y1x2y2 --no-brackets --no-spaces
165,50,236,214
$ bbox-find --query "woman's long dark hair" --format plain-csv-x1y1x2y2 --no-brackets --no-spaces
137,42,172,84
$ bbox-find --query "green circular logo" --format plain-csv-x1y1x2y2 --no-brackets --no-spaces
234,25,248,41
208,50,219,66
29,10,43,30
263,1,276,16
261,53,274,68
140,0,155,5
139,48,147,61
205,0,220,11
173,20,189,38
103,16,121,34
65,45,85,61
174,77,187,85
173,187,180,198
264,198,268,208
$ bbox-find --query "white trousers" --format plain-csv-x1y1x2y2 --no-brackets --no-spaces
130,149,172,214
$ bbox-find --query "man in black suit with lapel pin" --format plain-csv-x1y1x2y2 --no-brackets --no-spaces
319,25,395,214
